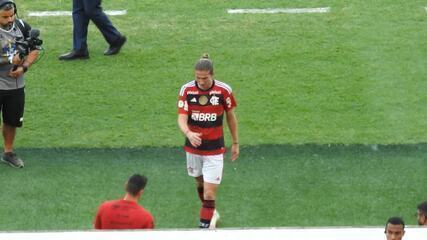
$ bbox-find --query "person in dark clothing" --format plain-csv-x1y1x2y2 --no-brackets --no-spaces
59,0,126,60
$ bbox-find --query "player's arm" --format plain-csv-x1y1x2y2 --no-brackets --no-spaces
226,109,239,161
145,214,155,229
178,113,201,147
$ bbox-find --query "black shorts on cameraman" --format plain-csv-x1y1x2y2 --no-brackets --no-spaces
0,88,25,128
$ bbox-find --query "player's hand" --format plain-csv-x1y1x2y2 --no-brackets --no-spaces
231,143,239,161
186,131,202,147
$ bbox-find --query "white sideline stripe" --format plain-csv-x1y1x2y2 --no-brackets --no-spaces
28,10,127,17
227,7,330,14
0,227,426,240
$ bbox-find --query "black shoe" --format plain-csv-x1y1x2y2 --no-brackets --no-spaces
59,50,89,60
104,36,127,56
1,152,24,168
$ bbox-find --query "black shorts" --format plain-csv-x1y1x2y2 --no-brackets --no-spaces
0,88,25,127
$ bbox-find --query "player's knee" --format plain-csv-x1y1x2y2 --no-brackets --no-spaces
204,190,216,200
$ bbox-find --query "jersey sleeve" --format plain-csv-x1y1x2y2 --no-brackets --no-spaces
146,214,155,229
177,86,189,114
223,90,237,111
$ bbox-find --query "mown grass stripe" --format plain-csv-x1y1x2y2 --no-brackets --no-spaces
28,10,127,17
227,7,330,14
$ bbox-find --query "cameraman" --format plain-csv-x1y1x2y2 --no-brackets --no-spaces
0,1,39,168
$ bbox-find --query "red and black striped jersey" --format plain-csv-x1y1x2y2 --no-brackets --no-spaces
178,80,237,155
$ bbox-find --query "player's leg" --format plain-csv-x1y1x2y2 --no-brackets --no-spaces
195,176,204,202
199,154,223,228
186,153,204,202
200,182,218,228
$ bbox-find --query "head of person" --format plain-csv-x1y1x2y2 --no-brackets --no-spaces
384,217,405,240
194,53,214,90
125,174,148,199
0,0,16,30
417,201,427,226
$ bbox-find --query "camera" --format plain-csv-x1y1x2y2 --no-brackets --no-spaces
15,28,43,59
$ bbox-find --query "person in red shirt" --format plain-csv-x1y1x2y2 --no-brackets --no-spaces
177,54,239,229
94,174,154,230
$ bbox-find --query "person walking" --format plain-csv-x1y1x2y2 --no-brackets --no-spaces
59,0,126,60
177,54,239,229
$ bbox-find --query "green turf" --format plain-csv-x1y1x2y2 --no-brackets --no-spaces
1,0,425,232
0,145,425,230
9,0,427,147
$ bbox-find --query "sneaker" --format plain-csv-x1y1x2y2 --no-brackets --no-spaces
209,210,220,229
1,152,24,168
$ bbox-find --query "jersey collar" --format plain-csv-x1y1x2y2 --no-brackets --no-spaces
195,79,215,92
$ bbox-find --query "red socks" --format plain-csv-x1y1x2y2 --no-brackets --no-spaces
199,200,215,228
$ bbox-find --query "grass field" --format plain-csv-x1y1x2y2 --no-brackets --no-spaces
14,0,427,147
0,145,426,230
0,0,425,231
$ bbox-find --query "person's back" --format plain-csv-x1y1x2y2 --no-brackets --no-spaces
95,199,154,229
94,174,154,230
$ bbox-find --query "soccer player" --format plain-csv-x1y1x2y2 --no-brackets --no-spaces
416,201,427,226
94,174,154,229
384,217,405,240
177,54,239,229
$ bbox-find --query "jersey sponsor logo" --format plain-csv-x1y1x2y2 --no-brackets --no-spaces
209,90,221,95
210,95,219,106
199,95,208,105
191,112,217,122
187,91,199,94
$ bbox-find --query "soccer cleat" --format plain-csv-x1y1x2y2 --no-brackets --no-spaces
1,152,24,168
209,210,220,229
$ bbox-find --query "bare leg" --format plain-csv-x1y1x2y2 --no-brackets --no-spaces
195,176,204,202
3,123,16,153
198,177,219,228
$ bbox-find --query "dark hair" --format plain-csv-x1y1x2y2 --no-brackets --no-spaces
194,53,214,74
417,201,427,215
385,217,405,232
0,2,14,11
125,174,148,196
